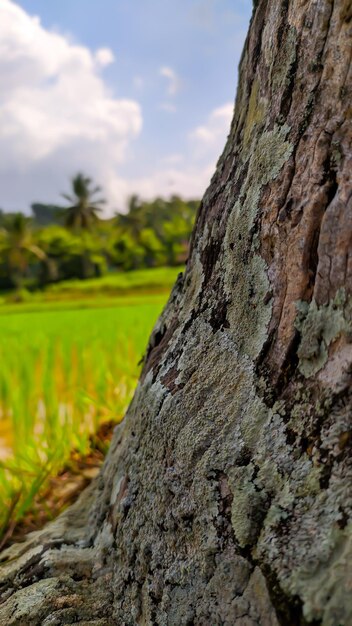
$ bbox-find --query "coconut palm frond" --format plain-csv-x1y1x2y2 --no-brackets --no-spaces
62,174,105,230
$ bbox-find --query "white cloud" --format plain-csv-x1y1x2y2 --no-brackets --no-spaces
0,1,234,213
190,103,233,159
133,75,144,90
159,65,180,96
158,102,177,113
117,103,233,204
0,0,141,211
119,164,215,203
162,153,184,165
95,47,115,68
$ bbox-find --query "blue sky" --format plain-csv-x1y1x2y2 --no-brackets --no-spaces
1,0,252,212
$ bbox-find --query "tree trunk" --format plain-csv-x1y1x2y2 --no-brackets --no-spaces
1,1,351,624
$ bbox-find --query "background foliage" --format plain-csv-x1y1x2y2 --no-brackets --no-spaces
0,179,199,292
0,175,197,542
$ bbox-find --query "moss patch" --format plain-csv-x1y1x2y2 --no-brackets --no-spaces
243,79,266,148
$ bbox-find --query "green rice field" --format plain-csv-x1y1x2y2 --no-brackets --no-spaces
0,267,179,542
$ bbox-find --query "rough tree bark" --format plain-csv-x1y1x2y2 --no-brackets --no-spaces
0,0,351,624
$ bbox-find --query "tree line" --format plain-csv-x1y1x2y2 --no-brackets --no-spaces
0,174,199,290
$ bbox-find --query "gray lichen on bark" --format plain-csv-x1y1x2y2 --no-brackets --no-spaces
296,289,352,380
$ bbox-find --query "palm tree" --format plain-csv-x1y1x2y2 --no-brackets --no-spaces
0,213,46,287
115,195,145,239
62,173,105,230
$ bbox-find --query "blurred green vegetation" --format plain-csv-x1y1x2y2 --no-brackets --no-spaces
0,173,195,542
0,266,182,310
0,293,166,541
0,174,199,293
